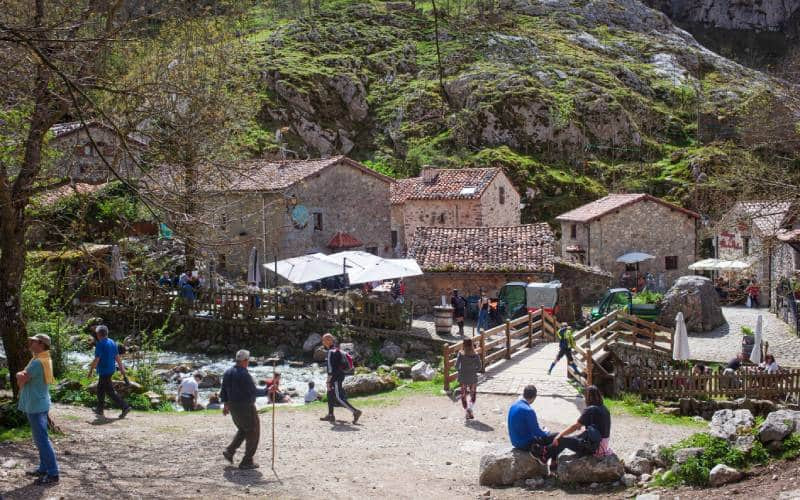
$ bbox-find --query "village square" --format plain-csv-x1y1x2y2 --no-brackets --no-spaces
2,1,800,499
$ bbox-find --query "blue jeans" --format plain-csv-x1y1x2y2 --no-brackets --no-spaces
477,309,489,332
27,411,58,476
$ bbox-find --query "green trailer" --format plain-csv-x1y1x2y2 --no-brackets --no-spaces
590,288,660,322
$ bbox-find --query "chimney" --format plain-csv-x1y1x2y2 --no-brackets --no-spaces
420,166,438,184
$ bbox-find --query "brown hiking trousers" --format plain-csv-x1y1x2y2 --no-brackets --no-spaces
226,402,260,464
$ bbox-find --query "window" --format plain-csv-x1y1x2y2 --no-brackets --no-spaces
459,186,477,196
665,256,678,270
220,213,227,231
499,186,506,205
438,213,445,224
391,230,398,248
313,212,323,231
570,224,577,239
366,246,378,255
743,236,750,256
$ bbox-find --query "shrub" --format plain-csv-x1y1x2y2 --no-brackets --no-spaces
677,457,709,486
780,433,800,460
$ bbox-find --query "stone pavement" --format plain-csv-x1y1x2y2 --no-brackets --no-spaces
476,342,578,397
689,306,800,367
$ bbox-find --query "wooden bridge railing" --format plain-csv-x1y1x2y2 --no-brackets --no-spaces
442,308,557,391
82,281,413,331
622,367,800,400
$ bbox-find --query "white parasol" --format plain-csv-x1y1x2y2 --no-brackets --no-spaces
347,258,423,285
247,246,262,286
616,252,656,264
672,311,691,361
750,314,763,365
269,253,343,284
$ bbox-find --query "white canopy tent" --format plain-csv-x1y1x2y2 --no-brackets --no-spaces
267,251,423,285
688,258,752,271
347,258,423,285
270,253,344,284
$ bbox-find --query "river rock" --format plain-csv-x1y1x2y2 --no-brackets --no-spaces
478,446,548,486
710,409,754,440
708,464,743,487
87,379,144,397
392,363,412,378
303,333,322,352
734,435,755,453
342,374,396,397
411,361,436,381
673,447,703,464
557,453,624,484
313,346,328,362
758,409,800,443
657,276,725,332
55,379,82,392
622,473,637,487
288,361,304,368
379,341,405,363
144,391,162,408
625,455,652,475
198,372,221,389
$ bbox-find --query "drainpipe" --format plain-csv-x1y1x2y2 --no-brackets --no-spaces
586,223,591,267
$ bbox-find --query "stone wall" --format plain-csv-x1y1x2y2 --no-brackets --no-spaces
195,160,392,278
390,204,406,256
479,173,521,227
553,260,614,304
401,198,481,248
564,198,698,287
607,342,672,395
405,272,552,313
717,226,770,304
51,125,140,183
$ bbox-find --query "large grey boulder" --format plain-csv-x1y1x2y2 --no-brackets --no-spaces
342,374,396,397
673,447,703,464
197,372,221,389
758,409,800,443
303,333,322,353
411,361,436,381
557,453,624,484
379,341,405,363
709,409,754,440
657,276,725,332
708,464,743,487
625,455,652,475
88,379,144,397
479,446,548,486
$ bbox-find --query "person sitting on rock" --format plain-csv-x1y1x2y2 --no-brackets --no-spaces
304,381,319,403
531,385,613,469
508,385,555,457
261,373,290,403
206,393,222,410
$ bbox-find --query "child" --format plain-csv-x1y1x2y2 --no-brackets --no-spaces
304,380,319,403
455,338,482,419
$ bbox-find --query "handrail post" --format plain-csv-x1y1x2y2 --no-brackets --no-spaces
505,321,511,359
480,334,486,373
587,350,593,387
443,344,451,391
528,311,534,348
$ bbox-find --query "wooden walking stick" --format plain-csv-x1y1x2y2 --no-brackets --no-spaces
271,361,277,470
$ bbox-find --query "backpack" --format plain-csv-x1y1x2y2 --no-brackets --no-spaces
337,348,354,373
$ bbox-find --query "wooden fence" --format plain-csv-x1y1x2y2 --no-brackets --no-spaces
83,281,412,331
442,308,558,391
622,367,800,400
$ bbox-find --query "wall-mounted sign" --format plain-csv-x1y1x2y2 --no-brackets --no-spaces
291,204,309,229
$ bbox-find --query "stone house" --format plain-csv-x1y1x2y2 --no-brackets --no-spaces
389,167,520,255
556,193,700,288
189,156,394,278
405,224,613,317
50,121,145,183
714,201,798,308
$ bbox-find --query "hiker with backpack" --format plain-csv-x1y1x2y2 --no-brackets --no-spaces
548,322,582,377
319,333,362,424
530,385,613,471
455,338,482,420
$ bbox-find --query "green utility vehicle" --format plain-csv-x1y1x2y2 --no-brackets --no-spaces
590,288,661,321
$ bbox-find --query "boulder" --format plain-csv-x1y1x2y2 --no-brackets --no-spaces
55,379,82,392
198,372,221,389
411,361,436,381
673,447,703,464
657,276,725,332
478,446,548,486
628,442,664,467
303,333,322,353
87,379,144,397
172,365,190,374
734,435,755,453
379,341,405,363
557,453,624,484
622,473,637,487
709,409,754,440
144,391,162,408
708,464,743,487
313,346,328,363
625,456,652,475
391,363,412,378
342,374,396,397
758,409,800,443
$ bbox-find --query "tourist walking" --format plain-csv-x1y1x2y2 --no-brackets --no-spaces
178,373,202,411
16,334,59,486
476,289,490,333
451,289,466,336
220,349,261,469
87,325,131,419
548,323,581,377
531,385,613,468
319,333,362,424
455,338,482,419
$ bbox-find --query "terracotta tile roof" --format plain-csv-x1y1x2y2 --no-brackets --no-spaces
408,224,555,273
556,193,700,222
35,182,107,207
390,168,502,204
50,121,148,147
328,231,363,249
732,201,792,236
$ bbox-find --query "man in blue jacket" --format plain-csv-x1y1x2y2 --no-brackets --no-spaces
220,349,261,469
507,385,556,452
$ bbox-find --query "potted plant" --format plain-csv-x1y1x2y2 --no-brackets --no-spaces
741,326,755,357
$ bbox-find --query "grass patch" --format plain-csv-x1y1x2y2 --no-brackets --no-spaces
605,393,705,428
0,426,32,442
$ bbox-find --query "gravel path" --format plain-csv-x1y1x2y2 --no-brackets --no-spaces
688,307,800,367
0,394,696,499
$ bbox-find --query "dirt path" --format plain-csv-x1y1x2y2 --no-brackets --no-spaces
0,394,697,499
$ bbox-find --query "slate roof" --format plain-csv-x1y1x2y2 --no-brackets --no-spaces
731,201,792,236
50,121,148,147
390,168,502,204
409,224,555,273
556,193,700,223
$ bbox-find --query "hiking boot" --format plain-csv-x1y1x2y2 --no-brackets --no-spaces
34,475,59,486
353,410,363,424
93,407,104,417
238,462,260,470
119,407,131,419
222,450,234,464
320,414,335,422
25,469,45,477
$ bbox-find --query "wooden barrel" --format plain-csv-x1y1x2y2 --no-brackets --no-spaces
433,305,454,334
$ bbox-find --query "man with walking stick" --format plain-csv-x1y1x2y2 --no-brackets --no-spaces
221,350,261,469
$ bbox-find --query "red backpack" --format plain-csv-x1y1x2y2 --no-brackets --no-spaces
337,348,354,373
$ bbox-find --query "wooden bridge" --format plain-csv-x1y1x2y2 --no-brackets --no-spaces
442,308,674,395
